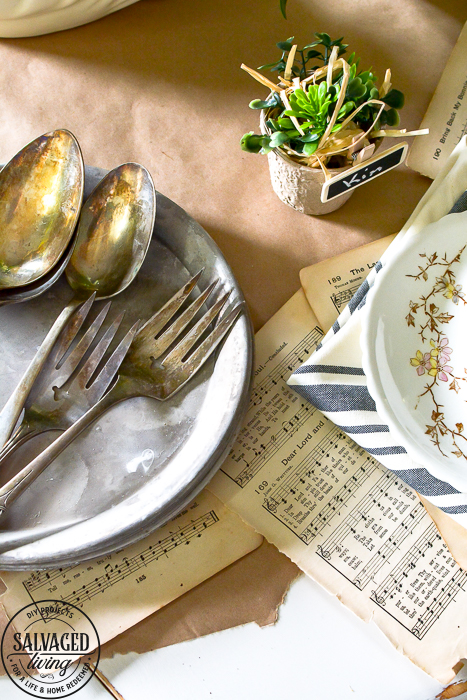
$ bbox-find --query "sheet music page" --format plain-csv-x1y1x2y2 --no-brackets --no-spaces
209,288,467,683
300,234,395,333
0,491,262,648
407,21,467,179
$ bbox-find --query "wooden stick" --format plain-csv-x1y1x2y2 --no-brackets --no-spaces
315,99,385,159
318,58,350,150
326,46,339,88
240,64,281,92
315,155,333,180
379,68,392,98
370,128,430,138
303,58,344,86
90,664,126,700
284,45,297,82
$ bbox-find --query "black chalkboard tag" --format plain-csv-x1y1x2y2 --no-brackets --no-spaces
321,142,408,203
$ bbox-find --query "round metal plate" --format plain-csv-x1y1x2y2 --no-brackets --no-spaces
0,166,253,569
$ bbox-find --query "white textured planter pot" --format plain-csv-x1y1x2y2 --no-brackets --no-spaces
260,109,354,216
266,148,354,215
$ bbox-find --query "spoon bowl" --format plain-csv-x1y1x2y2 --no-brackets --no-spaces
66,163,156,299
0,235,75,307
0,129,84,290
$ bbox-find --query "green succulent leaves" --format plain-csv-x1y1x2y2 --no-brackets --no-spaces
242,32,405,158
240,132,271,154
382,88,404,110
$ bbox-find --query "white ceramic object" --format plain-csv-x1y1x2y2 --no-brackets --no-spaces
362,211,467,492
0,0,139,37
260,110,353,215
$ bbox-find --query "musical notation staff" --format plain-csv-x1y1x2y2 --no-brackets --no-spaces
228,403,316,488
261,425,366,542
249,328,323,408
411,569,467,639
22,511,219,610
25,567,71,594
371,522,467,639
331,285,361,314
300,452,379,544
317,470,403,559
353,502,426,590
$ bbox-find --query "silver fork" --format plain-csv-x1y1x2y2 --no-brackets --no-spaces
0,295,134,468
0,272,242,515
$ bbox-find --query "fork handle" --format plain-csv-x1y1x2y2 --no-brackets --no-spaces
0,421,44,467
0,382,131,516
0,299,80,449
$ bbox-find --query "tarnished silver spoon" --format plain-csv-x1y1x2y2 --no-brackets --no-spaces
0,129,84,291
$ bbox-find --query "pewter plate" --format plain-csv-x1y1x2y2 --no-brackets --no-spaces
0,166,253,570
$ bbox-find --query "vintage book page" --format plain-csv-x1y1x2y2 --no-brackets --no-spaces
407,22,467,179
209,289,467,683
0,491,262,648
300,234,396,333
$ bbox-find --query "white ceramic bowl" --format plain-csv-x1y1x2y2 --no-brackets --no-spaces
0,0,139,37
362,211,467,492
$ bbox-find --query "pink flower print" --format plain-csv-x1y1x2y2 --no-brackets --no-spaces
412,339,454,381
438,337,452,364
410,350,432,376
427,338,453,381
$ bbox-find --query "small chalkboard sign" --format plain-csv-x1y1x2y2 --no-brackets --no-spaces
321,142,408,203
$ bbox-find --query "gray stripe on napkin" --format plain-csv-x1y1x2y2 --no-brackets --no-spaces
440,504,467,514
338,424,390,434
294,384,377,412
294,365,366,376
393,468,460,495
364,446,408,456
449,191,467,213
348,279,370,313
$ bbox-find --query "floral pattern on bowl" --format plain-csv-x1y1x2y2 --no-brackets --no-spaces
405,247,467,461
361,210,467,492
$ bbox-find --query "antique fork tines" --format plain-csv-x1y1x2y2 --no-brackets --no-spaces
0,273,243,515
0,302,135,466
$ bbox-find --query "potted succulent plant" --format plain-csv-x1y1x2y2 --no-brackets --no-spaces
240,32,421,215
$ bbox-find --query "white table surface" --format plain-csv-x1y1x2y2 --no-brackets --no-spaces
1,573,465,700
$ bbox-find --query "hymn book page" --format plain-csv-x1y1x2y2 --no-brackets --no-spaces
407,21,467,179
208,288,467,682
0,491,262,648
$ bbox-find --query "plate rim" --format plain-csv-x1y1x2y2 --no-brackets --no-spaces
361,211,467,493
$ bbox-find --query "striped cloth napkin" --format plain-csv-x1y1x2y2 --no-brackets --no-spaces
288,137,467,529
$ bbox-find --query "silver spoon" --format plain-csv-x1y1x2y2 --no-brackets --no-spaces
0,163,156,448
0,129,84,291
0,235,75,307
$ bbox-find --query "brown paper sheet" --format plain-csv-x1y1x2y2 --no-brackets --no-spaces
100,540,300,660
0,541,299,675
0,0,464,666
0,0,463,332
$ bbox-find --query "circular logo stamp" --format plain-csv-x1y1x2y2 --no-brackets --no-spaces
1,600,100,698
